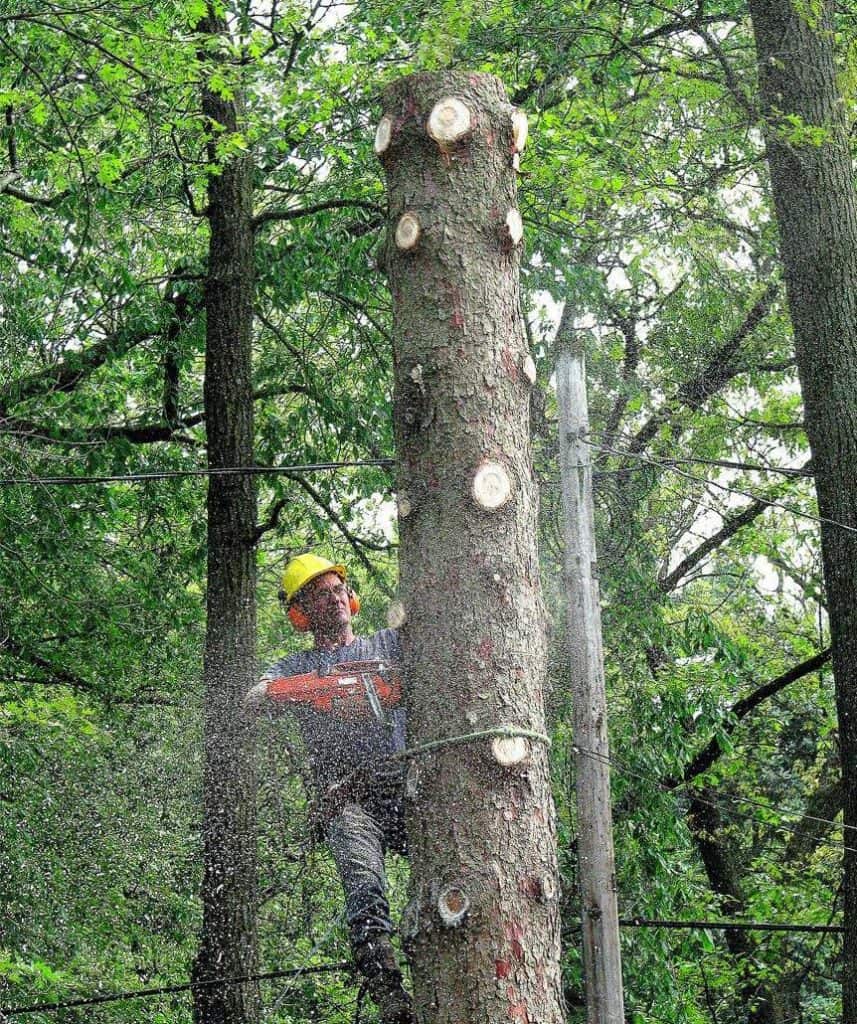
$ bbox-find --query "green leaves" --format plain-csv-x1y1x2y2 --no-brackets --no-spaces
0,1,850,1021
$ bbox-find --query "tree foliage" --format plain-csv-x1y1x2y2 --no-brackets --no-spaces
1,1,852,1022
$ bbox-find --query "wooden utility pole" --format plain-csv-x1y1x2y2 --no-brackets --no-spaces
556,321,625,1023
379,72,565,1024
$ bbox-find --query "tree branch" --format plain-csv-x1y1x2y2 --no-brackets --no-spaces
627,281,778,455
671,648,832,787
695,26,758,120
255,473,395,596
8,324,158,407
1,634,94,692
1,176,70,206
0,410,206,446
659,459,812,592
252,198,383,230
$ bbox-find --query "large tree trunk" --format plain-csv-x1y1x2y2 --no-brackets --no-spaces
747,3,857,1018
191,6,260,1022
379,71,566,1024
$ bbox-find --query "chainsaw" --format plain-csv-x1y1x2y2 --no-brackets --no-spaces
252,659,402,725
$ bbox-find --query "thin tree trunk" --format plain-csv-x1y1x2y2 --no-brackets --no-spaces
191,5,259,1022
380,71,565,1024
747,4,857,1017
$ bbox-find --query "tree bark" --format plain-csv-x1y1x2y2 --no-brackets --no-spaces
747,3,857,1017
191,6,260,1023
380,72,565,1024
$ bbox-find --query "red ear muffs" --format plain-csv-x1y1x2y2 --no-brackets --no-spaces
288,605,311,632
349,590,360,616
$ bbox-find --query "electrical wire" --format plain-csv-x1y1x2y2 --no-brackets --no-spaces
2,437,854,542
585,438,857,537
0,458,395,487
570,742,857,855
619,917,842,935
1,961,352,1017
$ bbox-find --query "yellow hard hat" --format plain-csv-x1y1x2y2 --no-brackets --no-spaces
281,553,347,604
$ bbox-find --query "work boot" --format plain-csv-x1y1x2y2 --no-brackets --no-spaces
353,936,414,1024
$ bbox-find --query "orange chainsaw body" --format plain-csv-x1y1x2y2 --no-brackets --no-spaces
264,659,402,720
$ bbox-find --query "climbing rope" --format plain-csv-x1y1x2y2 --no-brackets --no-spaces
392,724,551,761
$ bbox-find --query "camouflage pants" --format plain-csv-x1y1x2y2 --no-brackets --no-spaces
323,764,407,946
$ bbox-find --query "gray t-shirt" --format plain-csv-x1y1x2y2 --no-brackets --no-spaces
263,628,406,791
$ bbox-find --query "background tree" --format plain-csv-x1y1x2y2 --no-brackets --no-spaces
190,4,260,1023
747,2,857,1018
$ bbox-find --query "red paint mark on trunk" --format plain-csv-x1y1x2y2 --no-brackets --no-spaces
446,283,465,330
502,346,519,381
520,876,540,899
478,637,494,660
510,1000,530,1024
495,959,512,979
505,920,526,962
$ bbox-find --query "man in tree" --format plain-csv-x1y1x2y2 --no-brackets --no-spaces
250,553,413,1024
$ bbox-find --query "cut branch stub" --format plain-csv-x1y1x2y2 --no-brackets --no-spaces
398,493,413,519
505,209,524,247
395,211,421,251
405,762,421,801
387,599,407,628
491,733,531,768
427,96,472,148
523,354,537,384
472,460,512,510
437,885,470,927
374,114,393,155
511,108,529,152
539,873,558,903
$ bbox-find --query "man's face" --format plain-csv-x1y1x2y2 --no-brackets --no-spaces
297,572,351,633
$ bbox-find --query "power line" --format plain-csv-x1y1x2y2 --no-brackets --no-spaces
4,915,842,1019
587,439,857,537
1,961,352,1017
619,917,842,935
574,742,856,857
0,458,394,487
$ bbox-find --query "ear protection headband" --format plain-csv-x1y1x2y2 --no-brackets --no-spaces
280,589,361,632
